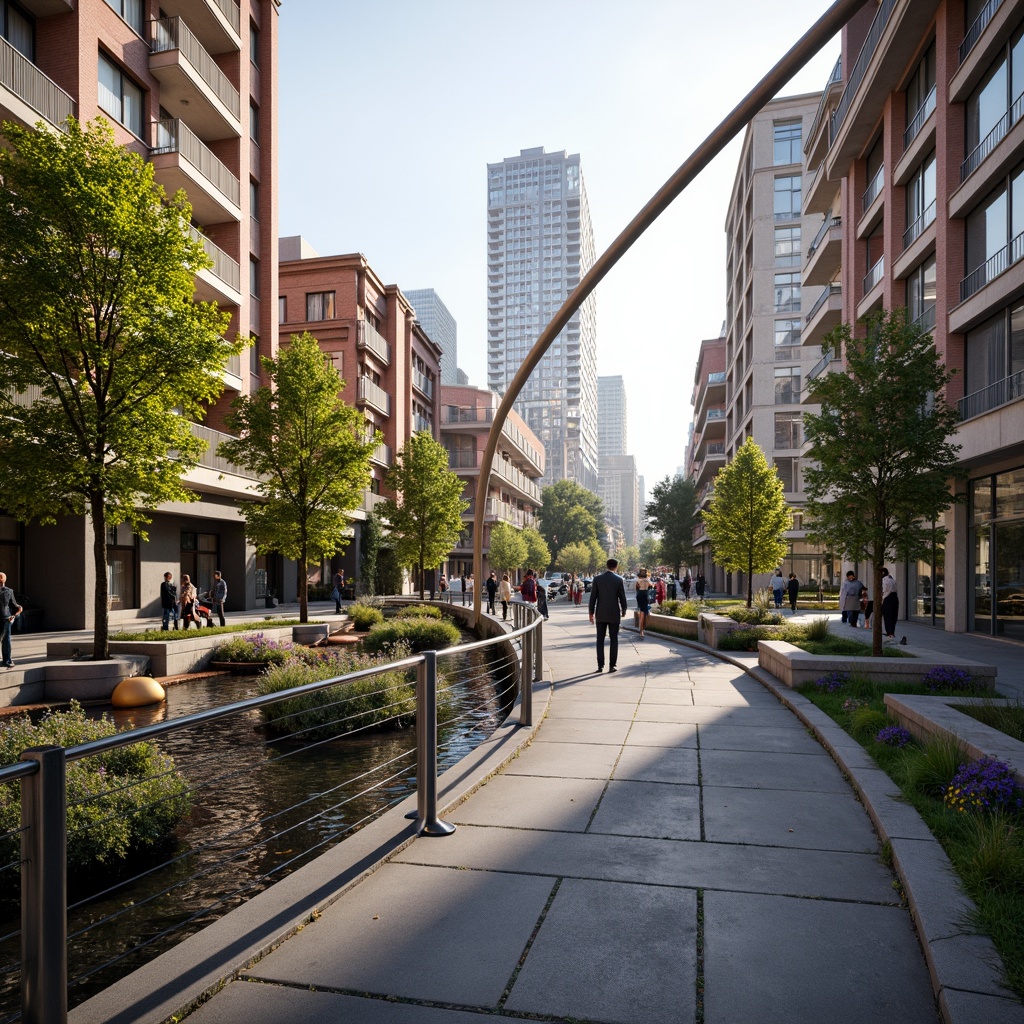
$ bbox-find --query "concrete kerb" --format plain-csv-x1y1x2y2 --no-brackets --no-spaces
69,640,555,1024
620,624,1024,1023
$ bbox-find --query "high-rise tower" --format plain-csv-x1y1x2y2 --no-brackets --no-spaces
486,147,598,491
406,288,458,385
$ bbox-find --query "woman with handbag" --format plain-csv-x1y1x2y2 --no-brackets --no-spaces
179,575,198,629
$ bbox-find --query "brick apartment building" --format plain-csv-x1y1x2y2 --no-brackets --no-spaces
0,0,281,628
278,238,443,586
439,385,544,583
805,0,1024,639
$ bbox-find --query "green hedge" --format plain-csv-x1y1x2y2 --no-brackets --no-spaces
361,617,461,654
349,600,385,631
393,604,443,619
0,703,190,876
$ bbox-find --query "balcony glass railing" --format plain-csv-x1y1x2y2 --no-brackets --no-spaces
807,349,834,382
830,0,897,143
807,216,841,258
959,368,1024,420
806,282,841,323
357,320,391,364
151,17,241,119
357,375,391,415
862,164,884,213
962,92,1024,182
902,199,936,250
807,56,842,148
0,34,75,128
413,370,434,400
413,414,431,433
903,85,936,151
151,118,240,207
189,422,260,479
960,0,1005,64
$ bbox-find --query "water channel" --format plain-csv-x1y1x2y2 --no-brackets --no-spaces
0,626,516,1017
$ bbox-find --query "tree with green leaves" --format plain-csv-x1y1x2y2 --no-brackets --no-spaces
587,538,607,573
702,437,791,607
537,479,605,557
522,526,552,573
219,333,379,622
0,117,235,659
645,476,698,575
556,540,592,576
803,308,963,655
380,432,468,600
360,511,383,597
487,521,527,579
639,534,662,569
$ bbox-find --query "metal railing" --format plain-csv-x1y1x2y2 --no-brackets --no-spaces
807,56,842,151
862,163,884,213
413,371,434,400
960,0,1005,64
189,421,260,479
806,282,841,323
960,230,1024,301
830,0,897,144
903,85,936,150
371,442,393,467
439,407,542,472
912,304,936,333
807,215,841,258
863,255,885,295
151,17,241,120
959,367,1024,419
808,348,834,381
961,91,1024,182
151,118,240,207
357,375,391,416
212,0,241,35
0,34,75,129
902,199,936,249
187,226,240,291
0,609,541,1022
357,320,391,365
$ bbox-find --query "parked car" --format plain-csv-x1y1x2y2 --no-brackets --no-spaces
534,577,567,598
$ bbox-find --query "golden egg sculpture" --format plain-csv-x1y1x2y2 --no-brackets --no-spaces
112,676,166,708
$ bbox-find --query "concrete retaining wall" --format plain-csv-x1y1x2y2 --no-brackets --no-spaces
637,611,699,640
758,640,997,690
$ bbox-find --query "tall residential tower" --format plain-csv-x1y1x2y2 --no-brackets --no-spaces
486,147,598,491
406,288,458,385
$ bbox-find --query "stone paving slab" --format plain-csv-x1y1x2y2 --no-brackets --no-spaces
243,862,554,1007
691,688,783,707
702,784,880,852
588,779,701,840
393,825,901,903
633,703,791,726
448,773,606,831
622,720,699,747
531,716,634,746
703,890,939,1024
504,878,697,1023
545,699,638,720
613,743,700,784
697,722,818,755
500,740,623,779
551,680,643,702
699,747,845,792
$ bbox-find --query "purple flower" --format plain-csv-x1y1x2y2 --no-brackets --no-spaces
813,671,850,693
875,724,912,748
921,666,980,693
945,757,1024,814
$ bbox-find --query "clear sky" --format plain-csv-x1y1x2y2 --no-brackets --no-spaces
277,0,841,491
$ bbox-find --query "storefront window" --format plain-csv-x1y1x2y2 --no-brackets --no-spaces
971,468,1024,638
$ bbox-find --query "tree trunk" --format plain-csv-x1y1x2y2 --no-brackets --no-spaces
871,557,884,658
298,535,309,623
90,492,110,661
746,553,754,607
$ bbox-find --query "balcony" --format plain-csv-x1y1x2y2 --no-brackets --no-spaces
693,369,726,420
803,283,842,347
220,347,242,391
958,368,1024,420
804,216,842,286
356,320,391,365
413,413,432,434
804,56,842,169
150,17,241,141
959,0,1006,65
371,442,393,468
695,443,726,487
863,256,885,296
356,376,391,416
413,370,434,401
17,0,72,12
802,349,836,403
189,226,241,306
360,489,388,515
0,34,75,131
912,305,936,334
902,200,936,251
439,405,543,472
151,118,241,225
156,0,241,54
962,93,1024,184
961,231,1024,301
862,164,884,217
703,407,726,439
903,85,936,152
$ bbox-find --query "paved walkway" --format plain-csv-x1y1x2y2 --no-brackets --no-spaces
160,600,972,1024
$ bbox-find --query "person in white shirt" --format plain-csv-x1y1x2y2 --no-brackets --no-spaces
881,567,899,640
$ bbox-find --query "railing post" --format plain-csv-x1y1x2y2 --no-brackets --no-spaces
533,612,543,683
520,625,533,727
21,745,67,1024
415,652,455,837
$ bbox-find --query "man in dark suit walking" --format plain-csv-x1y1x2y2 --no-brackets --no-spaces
588,558,628,673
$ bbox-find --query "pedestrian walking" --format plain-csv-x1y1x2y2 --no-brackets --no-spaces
332,570,344,614
499,573,512,620
771,569,786,609
589,558,628,673
0,573,22,668
211,570,227,627
787,573,800,614
485,571,498,615
460,573,467,606
841,570,864,627
519,569,537,606
881,567,899,640
682,574,692,599
694,573,706,600
160,572,179,630
654,575,667,608
635,567,653,639
536,577,549,620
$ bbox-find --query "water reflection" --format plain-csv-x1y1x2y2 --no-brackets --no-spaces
0,634,514,1014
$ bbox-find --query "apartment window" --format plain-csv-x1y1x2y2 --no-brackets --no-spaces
278,296,286,323
249,333,260,375
250,180,259,219
965,26,1024,163
774,273,801,312
774,412,802,450
774,457,798,492
1,0,34,59
775,366,800,404
907,255,937,325
249,257,260,298
905,151,937,247
104,0,143,34
964,302,1024,397
306,291,336,321
774,318,801,350
250,21,259,66
98,52,143,137
774,226,801,266
773,121,802,165
249,101,259,144
773,175,801,221
905,42,936,132
966,183,1011,277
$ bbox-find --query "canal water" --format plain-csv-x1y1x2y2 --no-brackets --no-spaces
0,629,516,1016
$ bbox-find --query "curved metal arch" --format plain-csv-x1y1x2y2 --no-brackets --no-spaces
473,0,865,625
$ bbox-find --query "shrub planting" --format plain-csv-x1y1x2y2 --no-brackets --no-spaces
211,632,294,667
393,604,443,619
361,617,461,654
349,599,385,631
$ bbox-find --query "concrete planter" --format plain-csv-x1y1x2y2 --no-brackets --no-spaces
636,611,698,640
757,639,997,691
697,612,749,647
